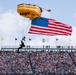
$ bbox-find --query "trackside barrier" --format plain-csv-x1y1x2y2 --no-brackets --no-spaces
1,46,76,51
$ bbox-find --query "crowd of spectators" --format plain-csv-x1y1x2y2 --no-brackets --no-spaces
0,50,76,75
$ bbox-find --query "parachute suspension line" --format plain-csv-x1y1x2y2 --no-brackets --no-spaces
41,7,51,12
22,23,24,38
21,17,23,39
22,20,26,40
20,15,25,39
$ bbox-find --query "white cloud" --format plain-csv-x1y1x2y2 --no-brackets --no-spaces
0,10,31,48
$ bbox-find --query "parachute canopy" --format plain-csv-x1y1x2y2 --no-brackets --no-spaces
17,4,42,20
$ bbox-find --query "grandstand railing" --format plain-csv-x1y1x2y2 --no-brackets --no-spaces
1,45,76,51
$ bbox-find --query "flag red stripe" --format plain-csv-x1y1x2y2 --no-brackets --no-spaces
28,31,70,36
30,25,72,33
48,23,72,29
28,28,71,35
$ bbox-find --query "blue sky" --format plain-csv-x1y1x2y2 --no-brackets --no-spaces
0,0,76,48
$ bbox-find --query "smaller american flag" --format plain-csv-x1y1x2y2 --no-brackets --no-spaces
42,38,45,42
28,17,72,36
29,38,31,41
15,38,17,40
56,38,58,41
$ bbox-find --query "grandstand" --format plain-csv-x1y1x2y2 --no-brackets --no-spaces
0,46,76,75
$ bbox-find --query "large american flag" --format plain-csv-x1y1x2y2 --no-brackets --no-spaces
28,17,72,36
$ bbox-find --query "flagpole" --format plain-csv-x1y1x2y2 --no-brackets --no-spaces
0,35,2,50
42,38,43,47
69,38,71,47
29,38,31,47
15,39,16,47
1,37,4,50
42,38,45,48
29,40,30,46
15,40,16,48
55,39,57,46
1,37,2,51
56,38,58,48
56,41,57,46
69,38,70,47
42,38,43,48
15,38,17,48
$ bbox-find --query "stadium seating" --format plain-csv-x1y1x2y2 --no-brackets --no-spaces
0,51,76,75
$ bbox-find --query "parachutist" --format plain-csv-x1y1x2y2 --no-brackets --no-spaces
17,38,25,53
